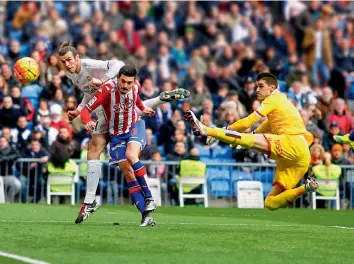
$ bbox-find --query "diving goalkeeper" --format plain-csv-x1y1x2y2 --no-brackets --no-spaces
185,72,318,211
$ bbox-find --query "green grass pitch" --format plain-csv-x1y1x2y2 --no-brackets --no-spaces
0,204,353,264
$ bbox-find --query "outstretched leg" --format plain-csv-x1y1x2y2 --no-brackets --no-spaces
138,88,190,115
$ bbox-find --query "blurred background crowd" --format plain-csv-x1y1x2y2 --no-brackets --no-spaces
0,1,354,203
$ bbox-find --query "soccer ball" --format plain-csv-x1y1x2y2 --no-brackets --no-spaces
13,57,40,84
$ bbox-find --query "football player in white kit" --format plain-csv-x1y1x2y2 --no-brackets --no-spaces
58,41,190,223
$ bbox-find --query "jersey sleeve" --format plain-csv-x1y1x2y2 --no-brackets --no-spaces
77,92,92,111
228,96,276,132
82,59,125,79
255,119,271,133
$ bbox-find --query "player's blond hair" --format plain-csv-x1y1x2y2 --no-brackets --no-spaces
58,41,78,57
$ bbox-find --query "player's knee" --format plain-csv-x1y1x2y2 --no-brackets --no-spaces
264,196,279,211
125,151,138,165
88,142,105,159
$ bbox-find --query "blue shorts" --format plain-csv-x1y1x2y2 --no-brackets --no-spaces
109,120,147,165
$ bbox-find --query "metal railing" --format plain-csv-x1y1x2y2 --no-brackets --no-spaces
0,158,353,209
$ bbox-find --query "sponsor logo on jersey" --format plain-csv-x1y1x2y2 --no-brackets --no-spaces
88,96,97,106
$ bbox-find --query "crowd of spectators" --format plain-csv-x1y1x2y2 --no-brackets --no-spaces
0,1,354,203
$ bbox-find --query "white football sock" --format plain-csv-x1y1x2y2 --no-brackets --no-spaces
137,97,164,115
84,160,102,204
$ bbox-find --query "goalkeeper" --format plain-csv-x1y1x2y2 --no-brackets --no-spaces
185,72,318,211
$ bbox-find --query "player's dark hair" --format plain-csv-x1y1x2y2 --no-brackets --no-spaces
118,64,137,78
256,72,278,88
58,41,78,57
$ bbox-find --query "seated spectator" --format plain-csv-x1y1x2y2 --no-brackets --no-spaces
147,151,165,179
322,121,342,152
50,127,77,163
316,87,333,119
1,127,15,148
287,81,317,110
328,98,353,134
36,115,59,149
140,78,158,101
62,96,84,140
0,75,9,103
17,139,49,203
117,19,141,53
189,77,212,113
35,99,50,124
141,128,158,161
10,86,35,122
145,103,172,134
0,136,21,202
342,144,354,164
49,104,72,138
11,116,31,152
1,63,19,88
158,109,181,151
331,144,350,166
299,110,323,139
219,91,247,119
0,96,22,129
310,144,325,166
238,76,257,113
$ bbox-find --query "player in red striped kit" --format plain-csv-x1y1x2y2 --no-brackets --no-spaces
80,65,157,227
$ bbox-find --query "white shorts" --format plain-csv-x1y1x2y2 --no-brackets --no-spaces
92,106,109,135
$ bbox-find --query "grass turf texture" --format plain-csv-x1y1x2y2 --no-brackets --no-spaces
0,205,353,264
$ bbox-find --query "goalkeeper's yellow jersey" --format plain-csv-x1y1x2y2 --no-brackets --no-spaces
229,89,308,136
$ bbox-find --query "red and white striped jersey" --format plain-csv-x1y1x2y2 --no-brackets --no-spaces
84,80,145,135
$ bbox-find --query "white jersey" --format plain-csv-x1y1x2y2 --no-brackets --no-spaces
66,58,125,111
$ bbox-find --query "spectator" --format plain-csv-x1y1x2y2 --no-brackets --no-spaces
189,77,212,113
303,18,333,85
141,128,158,161
35,99,50,124
0,136,21,202
117,19,141,53
0,74,9,102
1,127,15,148
1,63,18,88
316,87,333,119
0,96,22,129
10,86,35,122
331,144,350,166
49,104,72,138
11,116,31,152
239,76,257,112
36,115,58,149
310,143,325,166
322,121,342,152
147,151,165,179
328,98,352,134
18,139,49,203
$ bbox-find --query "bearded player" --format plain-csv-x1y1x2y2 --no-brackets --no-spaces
185,72,318,211
58,41,190,223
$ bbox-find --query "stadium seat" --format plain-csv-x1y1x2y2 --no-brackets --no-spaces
278,80,288,92
21,84,43,109
47,175,75,205
213,147,232,159
207,168,231,198
196,145,212,158
147,177,162,206
179,176,208,207
312,179,340,210
253,170,274,183
157,145,165,156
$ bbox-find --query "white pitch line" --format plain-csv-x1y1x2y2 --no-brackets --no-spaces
0,251,50,264
1,219,353,230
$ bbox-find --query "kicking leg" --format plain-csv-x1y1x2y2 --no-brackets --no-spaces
137,88,190,115
185,110,268,152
